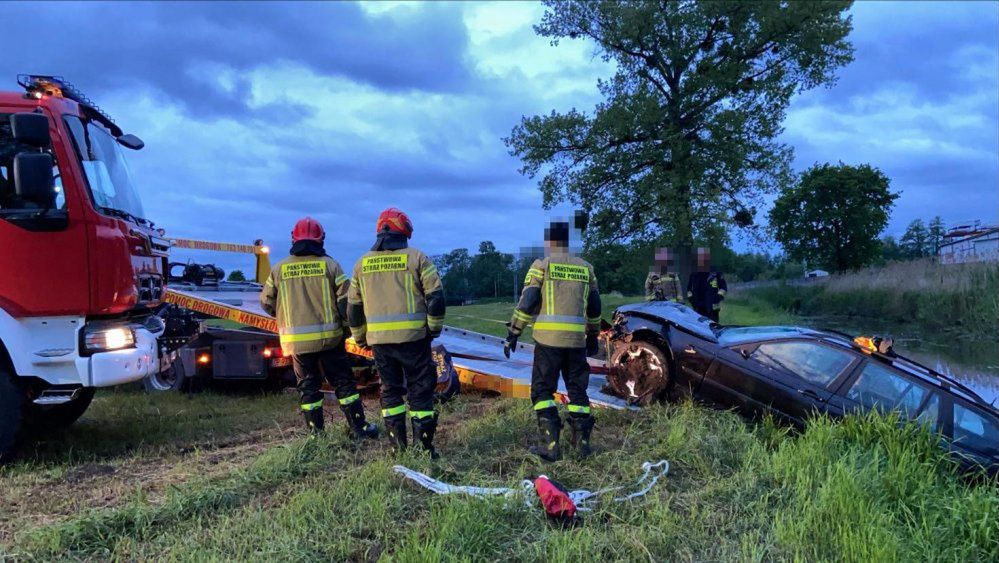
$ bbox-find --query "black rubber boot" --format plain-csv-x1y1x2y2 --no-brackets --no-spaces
528,415,562,462
411,414,440,460
569,415,595,458
385,414,408,453
303,408,325,435
340,401,379,440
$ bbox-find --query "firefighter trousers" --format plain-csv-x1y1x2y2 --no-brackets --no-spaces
292,343,360,408
530,342,590,417
372,336,437,416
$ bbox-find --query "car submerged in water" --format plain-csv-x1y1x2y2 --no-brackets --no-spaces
603,301,999,475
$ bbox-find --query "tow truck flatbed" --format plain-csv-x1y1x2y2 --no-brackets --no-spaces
164,288,627,409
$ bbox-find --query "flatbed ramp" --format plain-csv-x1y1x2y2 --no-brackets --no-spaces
164,288,627,409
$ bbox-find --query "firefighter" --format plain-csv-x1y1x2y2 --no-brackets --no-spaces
347,208,446,458
686,250,727,322
645,247,682,302
504,221,601,462
260,217,378,439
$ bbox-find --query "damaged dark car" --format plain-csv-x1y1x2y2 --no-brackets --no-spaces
603,301,999,476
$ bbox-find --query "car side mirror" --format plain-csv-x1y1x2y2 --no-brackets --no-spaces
13,152,56,208
10,112,50,147
116,133,145,150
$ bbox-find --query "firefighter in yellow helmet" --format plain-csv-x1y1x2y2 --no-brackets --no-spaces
505,221,601,461
260,217,378,438
347,208,446,458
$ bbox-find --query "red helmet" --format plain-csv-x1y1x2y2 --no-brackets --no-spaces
291,217,325,243
376,207,414,238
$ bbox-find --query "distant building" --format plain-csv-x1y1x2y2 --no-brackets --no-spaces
939,222,999,264
805,269,829,278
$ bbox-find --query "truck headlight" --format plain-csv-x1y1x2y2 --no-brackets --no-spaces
84,326,136,352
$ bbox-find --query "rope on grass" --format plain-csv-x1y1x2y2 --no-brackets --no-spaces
392,460,670,511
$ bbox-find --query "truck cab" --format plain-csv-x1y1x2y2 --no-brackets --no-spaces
0,75,168,461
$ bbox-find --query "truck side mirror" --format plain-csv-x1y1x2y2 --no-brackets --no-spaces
13,153,56,208
116,133,145,150
10,113,51,147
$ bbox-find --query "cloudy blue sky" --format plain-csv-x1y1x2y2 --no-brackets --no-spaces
2,1,996,272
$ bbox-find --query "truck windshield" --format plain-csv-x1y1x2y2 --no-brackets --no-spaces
64,115,146,223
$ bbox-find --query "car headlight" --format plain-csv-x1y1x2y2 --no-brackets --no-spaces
84,326,136,352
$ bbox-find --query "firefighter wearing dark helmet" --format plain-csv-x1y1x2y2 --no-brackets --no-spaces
505,221,601,462
260,217,378,439
347,208,446,458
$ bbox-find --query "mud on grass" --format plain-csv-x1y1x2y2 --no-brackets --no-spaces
3,390,998,561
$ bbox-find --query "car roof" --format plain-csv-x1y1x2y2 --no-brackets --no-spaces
721,325,999,417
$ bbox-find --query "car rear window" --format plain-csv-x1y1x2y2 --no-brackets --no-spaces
846,361,932,419
750,341,854,386
953,403,999,456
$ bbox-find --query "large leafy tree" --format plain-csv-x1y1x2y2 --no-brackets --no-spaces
770,163,898,272
506,0,854,248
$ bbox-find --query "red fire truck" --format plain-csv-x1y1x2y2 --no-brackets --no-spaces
0,76,169,461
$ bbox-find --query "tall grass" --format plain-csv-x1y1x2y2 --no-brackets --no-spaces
736,259,999,337
8,396,998,561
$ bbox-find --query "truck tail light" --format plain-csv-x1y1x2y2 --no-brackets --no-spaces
197,353,211,365
83,326,135,353
263,347,282,359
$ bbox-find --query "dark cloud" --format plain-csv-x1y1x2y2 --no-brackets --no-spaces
1,1,473,120
807,2,999,106
2,1,994,267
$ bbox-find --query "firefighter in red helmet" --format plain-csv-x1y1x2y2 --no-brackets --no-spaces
347,208,446,458
260,217,378,439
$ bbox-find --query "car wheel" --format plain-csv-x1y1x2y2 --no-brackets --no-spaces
23,388,96,432
608,340,671,406
0,359,24,463
143,358,189,392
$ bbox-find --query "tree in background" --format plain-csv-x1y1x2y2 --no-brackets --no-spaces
506,0,854,250
900,219,930,259
927,216,946,256
879,235,906,263
770,162,898,272
227,270,246,282
433,248,473,303
469,241,515,298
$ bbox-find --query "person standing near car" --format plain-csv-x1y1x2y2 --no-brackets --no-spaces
347,208,446,458
260,217,378,439
645,247,683,302
504,221,601,461
686,248,727,322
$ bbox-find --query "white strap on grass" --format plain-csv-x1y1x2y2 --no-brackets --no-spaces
392,460,669,512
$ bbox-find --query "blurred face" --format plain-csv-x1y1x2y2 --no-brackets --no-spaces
697,248,710,271
654,247,673,272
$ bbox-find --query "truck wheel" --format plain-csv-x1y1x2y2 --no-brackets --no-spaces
0,361,24,463
608,340,671,406
23,388,96,432
143,358,188,392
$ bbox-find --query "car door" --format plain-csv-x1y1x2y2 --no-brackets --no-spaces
742,340,859,425
702,343,773,417
830,360,942,431
947,400,999,473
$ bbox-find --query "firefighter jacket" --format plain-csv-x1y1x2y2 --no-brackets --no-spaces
509,251,601,349
687,270,728,313
347,245,445,345
645,272,683,302
260,253,349,356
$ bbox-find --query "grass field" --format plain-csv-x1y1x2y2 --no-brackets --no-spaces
2,296,997,561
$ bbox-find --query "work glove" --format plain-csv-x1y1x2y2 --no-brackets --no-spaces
585,333,599,356
503,331,519,359
430,328,442,340
353,336,369,350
